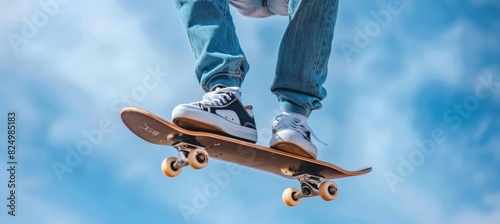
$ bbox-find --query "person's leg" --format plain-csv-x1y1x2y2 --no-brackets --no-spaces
171,0,257,142
271,0,339,117
172,0,249,92
270,0,339,158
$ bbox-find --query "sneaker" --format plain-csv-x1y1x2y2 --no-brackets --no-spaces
171,86,258,143
269,111,325,159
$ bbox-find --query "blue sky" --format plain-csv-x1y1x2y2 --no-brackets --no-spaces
1,0,499,223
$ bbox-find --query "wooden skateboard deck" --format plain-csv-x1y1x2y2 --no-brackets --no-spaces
121,107,371,206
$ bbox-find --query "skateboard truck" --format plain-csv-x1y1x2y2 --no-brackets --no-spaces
282,173,338,207
163,143,339,207
161,142,210,177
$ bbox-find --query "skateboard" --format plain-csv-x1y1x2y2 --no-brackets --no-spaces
121,107,371,206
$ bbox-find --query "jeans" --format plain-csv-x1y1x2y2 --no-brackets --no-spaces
172,0,339,117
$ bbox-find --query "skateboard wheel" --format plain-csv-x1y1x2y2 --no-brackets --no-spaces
282,187,300,207
188,148,209,170
319,181,338,201
161,157,182,177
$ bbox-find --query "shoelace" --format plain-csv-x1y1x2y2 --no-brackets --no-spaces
273,114,327,145
199,87,240,106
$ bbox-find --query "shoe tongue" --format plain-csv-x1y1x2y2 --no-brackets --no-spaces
209,85,226,92
282,110,307,121
210,85,241,100
233,89,242,100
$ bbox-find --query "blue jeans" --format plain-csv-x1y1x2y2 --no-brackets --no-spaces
172,0,339,117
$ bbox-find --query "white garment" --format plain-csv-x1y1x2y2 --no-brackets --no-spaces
229,0,289,18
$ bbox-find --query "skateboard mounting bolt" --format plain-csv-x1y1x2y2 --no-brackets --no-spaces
328,186,336,195
170,161,178,171
196,154,206,163
302,187,312,196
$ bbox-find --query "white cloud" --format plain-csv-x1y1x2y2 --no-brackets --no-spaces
451,192,500,224
0,0,30,36
20,196,91,224
325,15,500,223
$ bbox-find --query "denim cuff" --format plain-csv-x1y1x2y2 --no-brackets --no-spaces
280,98,312,118
203,72,243,92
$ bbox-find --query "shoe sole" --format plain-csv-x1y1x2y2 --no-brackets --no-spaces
271,142,317,159
173,117,257,143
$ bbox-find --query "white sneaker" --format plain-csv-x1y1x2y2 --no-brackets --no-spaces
270,111,324,159
172,86,258,143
